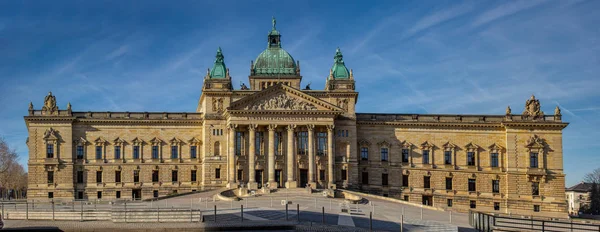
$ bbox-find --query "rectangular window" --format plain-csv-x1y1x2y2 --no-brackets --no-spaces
491,153,499,167
468,179,476,192
172,170,178,182
96,171,102,183
115,171,121,183
153,190,159,198
402,149,409,163
190,146,197,159
152,170,159,182
361,147,368,160
152,146,159,159
235,132,243,156
422,150,429,164
533,205,540,212
297,131,308,155
467,152,475,166
494,202,500,211
76,146,84,159
97,191,102,199
402,175,409,187
191,170,197,182
237,169,243,181
404,195,409,201
113,146,120,159
362,172,369,185
274,132,281,156
380,148,389,161
532,182,540,196
171,146,178,159
255,132,263,156
382,173,388,186
77,171,84,184
341,170,347,180
116,191,121,199
315,132,326,156
48,192,54,199
530,152,538,168
447,199,453,207
424,176,431,189
77,191,84,200
133,170,140,183
444,151,452,165
133,146,140,159
47,171,54,184
470,200,476,209
96,146,102,159
446,177,452,190
46,144,54,158
492,180,500,193
215,168,221,179
320,170,325,181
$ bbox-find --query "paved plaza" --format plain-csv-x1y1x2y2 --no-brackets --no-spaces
1,189,477,231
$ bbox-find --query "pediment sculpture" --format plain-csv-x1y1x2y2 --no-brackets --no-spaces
523,95,543,118
42,92,58,113
243,93,317,111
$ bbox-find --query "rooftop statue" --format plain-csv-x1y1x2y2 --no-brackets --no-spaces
42,91,58,113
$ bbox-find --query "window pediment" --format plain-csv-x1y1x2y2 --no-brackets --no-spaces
74,137,88,146
113,137,126,146
131,137,144,145
150,137,163,146
526,134,545,149
421,141,434,149
94,137,108,146
169,137,184,146
358,139,371,147
399,140,413,149
488,143,504,152
188,137,202,145
465,142,480,152
442,141,456,151
43,128,60,141
377,140,391,147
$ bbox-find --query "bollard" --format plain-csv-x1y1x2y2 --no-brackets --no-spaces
157,205,160,223
285,204,288,221
329,199,332,210
241,205,244,222
322,206,325,224
26,201,29,220
214,205,217,222
400,214,404,232
420,206,423,220
369,211,373,232
297,204,300,221
449,211,452,223
52,200,55,221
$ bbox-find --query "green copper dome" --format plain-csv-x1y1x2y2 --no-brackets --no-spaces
252,17,298,76
331,47,349,79
209,47,227,79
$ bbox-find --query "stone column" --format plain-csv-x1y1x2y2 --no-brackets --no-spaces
326,125,336,189
227,124,238,189
267,124,277,189
285,124,297,188
307,124,316,188
248,124,257,190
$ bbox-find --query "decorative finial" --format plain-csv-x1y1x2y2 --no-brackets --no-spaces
506,106,511,115
206,68,210,76
67,102,72,111
350,69,354,78
555,106,561,116
29,101,33,111
272,16,276,30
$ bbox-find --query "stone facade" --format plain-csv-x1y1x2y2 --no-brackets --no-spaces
25,19,568,218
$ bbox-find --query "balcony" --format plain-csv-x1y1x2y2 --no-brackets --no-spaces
44,158,59,165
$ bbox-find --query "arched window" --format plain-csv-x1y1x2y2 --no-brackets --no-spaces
214,141,221,156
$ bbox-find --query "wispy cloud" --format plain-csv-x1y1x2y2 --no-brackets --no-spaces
404,3,473,38
471,0,547,28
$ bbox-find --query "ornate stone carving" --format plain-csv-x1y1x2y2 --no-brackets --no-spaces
326,125,335,131
306,124,315,131
523,95,543,118
337,98,349,111
43,128,60,141
267,124,277,131
286,124,296,131
526,134,545,149
244,93,317,111
212,98,224,112
248,124,257,131
506,106,511,115
554,106,561,116
42,92,58,113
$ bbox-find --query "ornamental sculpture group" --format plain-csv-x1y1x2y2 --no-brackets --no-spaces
244,93,317,111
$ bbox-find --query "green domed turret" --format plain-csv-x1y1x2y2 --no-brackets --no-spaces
252,17,298,76
330,48,349,79
209,47,227,79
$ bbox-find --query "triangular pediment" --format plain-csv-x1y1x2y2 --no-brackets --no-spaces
228,84,343,113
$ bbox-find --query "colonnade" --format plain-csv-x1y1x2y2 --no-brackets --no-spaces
225,123,335,189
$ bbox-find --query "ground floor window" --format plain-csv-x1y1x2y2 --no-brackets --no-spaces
77,191,84,200
153,190,159,198
362,172,368,185
97,191,102,199
533,205,540,212
403,195,409,201
447,199,453,207
494,202,500,211
116,191,121,199
48,192,53,199
341,170,347,181
215,168,221,179
320,170,326,181
382,173,388,186
402,175,409,187
470,200,476,209
237,169,243,181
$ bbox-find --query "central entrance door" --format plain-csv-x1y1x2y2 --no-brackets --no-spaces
132,189,141,200
275,170,282,188
422,195,433,206
299,169,308,188
255,170,263,189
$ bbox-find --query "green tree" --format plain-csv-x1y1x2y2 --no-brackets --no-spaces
590,182,600,215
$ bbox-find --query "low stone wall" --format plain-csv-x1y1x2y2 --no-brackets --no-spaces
3,209,202,222
215,189,241,202
339,189,444,211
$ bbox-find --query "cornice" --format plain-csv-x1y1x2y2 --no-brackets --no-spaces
75,119,203,125
357,120,505,129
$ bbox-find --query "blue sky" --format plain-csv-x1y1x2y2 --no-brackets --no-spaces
0,0,598,187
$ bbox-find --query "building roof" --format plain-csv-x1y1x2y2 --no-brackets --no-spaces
209,47,227,79
331,47,350,79
252,17,297,76
566,182,595,192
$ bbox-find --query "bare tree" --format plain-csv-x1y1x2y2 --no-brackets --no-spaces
584,168,600,184
0,137,18,174
0,137,26,199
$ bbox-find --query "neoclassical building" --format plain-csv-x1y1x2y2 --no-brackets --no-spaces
25,19,569,217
